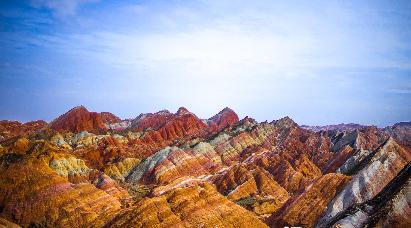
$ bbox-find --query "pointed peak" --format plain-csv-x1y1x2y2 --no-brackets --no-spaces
219,107,235,114
68,105,89,113
176,107,190,116
272,116,298,128
49,105,107,133
210,107,238,121
207,107,239,133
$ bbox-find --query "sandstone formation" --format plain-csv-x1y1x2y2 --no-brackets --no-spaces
317,138,411,227
49,106,108,133
0,120,47,142
317,163,411,228
384,121,411,151
107,182,268,228
207,107,239,133
268,173,350,227
1,106,410,228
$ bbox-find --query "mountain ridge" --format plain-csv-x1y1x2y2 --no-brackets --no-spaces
0,106,410,227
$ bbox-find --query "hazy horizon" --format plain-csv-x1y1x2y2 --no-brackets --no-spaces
1,0,410,127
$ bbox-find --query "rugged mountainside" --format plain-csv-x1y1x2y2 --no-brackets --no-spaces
49,106,111,134
301,123,369,132
0,120,47,142
0,106,409,228
384,121,411,152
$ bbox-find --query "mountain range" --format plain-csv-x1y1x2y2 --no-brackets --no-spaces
0,106,410,227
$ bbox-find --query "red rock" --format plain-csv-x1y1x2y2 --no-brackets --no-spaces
128,111,209,159
99,112,121,124
0,120,47,141
0,157,122,227
322,145,354,173
49,106,107,134
72,136,130,169
212,164,289,215
207,107,239,133
2,107,410,228
268,173,350,228
130,110,174,131
127,143,222,185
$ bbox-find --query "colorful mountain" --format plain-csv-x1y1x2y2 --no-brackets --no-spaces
0,106,409,227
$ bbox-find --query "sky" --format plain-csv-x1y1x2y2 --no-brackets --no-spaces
0,0,410,127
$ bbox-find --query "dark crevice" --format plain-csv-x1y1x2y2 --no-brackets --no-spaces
319,162,411,228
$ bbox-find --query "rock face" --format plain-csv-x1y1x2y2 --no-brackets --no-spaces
207,107,239,133
50,106,108,133
212,164,290,215
317,138,411,227
1,106,410,228
0,152,123,227
107,182,268,228
318,163,411,228
99,112,122,124
0,120,47,141
130,109,175,131
126,108,211,159
126,144,221,185
268,173,350,228
384,121,411,151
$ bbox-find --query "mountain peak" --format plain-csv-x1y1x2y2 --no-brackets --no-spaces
67,105,88,113
220,107,235,114
50,106,107,133
207,107,239,133
272,116,298,128
176,107,190,116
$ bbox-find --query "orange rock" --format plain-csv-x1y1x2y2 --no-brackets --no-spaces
108,183,268,228
268,173,350,228
0,120,47,141
0,159,122,227
212,164,289,215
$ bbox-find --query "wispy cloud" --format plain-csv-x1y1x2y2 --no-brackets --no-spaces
1,0,410,125
30,0,99,17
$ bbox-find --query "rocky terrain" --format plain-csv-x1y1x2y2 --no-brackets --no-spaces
0,106,409,228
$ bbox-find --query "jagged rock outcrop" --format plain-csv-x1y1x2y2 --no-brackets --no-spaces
317,138,411,227
384,121,411,152
317,163,411,228
268,173,350,228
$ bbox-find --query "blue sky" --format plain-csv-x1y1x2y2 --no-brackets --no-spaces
0,0,410,126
